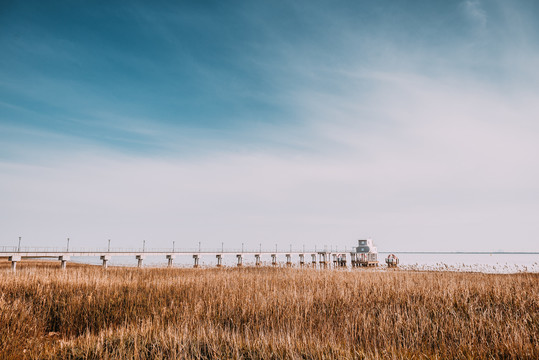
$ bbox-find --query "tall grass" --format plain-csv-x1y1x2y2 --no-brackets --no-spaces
0,264,537,359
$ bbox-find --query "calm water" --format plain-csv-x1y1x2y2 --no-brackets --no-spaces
389,253,539,273
70,252,539,273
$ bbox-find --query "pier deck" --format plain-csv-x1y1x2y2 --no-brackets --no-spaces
0,246,357,271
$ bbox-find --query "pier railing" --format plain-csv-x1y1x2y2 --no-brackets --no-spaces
0,246,351,254
2,246,537,255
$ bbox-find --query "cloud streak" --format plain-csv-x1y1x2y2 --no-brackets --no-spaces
461,0,488,29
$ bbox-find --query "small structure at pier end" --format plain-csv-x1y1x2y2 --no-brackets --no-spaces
351,239,379,267
385,254,399,268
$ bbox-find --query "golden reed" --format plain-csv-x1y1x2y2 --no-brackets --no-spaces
0,263,537,359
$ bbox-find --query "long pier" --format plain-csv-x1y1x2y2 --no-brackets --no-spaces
0,246,356,271
4,246,534,272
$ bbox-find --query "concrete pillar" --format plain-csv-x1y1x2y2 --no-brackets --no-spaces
136,254,145,268
319,253,327,269
340,253,347,267
255,254,261,266
193,254,199,268
286,254,292,267
166,254,175,268
311,254,316,268
332,253,337,268
100,255,111,269
59,255,70,270
216,254,222,267
236,254,243,267
350,252,356,267
271,254,277,266
299,254,305,267
9,256,21,273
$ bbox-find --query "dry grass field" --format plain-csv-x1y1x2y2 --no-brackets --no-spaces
0,263,537,359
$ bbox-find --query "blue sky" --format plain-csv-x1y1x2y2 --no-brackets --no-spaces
1,0,538,251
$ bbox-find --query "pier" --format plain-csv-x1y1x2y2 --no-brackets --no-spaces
1,246,358,272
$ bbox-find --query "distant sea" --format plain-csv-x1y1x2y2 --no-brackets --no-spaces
385,253,538,273
70,252,539,273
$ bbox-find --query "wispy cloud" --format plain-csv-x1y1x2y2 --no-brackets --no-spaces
2,67,538,251
461,0,488,29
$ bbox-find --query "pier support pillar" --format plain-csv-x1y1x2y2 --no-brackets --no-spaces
338,254,347,267
216,254,222,267
100,255,111,269
299,254,304,267
332,254,337,268
236,254,243,267
193,255,199,268
311,254,316,268
286,254,292,267
9,256,21,273
166,255,175,268
271,254,277,266
255,254,261,266
59,255,70,270
319,253,328,269
136,255,145,268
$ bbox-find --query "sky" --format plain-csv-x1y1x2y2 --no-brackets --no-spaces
1,0,538,252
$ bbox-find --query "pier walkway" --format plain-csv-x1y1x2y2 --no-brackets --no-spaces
0,246,356,271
